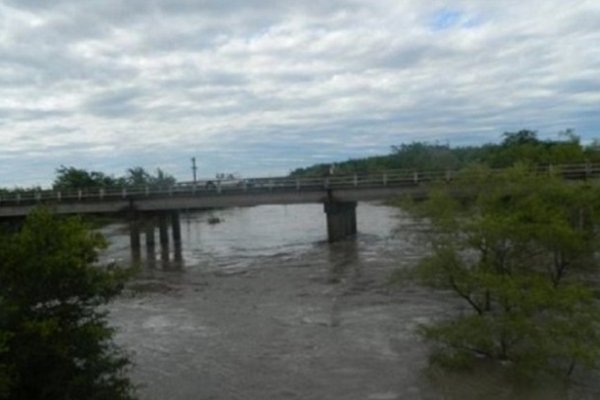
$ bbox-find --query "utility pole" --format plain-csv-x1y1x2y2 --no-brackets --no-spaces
191,157,197,184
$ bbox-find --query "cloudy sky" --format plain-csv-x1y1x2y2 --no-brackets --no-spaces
1,0,599,187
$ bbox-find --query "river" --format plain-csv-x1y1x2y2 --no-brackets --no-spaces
104,202,599,400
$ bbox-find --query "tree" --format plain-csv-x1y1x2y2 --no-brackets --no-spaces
125,167,176,187
53,166,117,190
0,210,136,399
152,168,176,186
489,130,587,167
390,142,460,171
404,166,600,376
501,129,539,146
51,166,177,191
0,312,10,398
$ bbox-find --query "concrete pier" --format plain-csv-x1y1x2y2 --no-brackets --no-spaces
129,200,358,265
145,218,156,267
171,211,181,244
324,201,357,242
125,211,183,267
158,213,170,264
129,217,141,261
171,211,183,263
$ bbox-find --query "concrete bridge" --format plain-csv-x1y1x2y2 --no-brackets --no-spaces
1,164,598,263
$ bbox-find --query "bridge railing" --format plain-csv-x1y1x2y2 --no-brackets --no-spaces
1,163,599,206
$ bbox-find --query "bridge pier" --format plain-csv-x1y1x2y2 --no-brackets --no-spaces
128,211,183,267
144,218,156,267
129,217,141,262
171,211,183,263
324,201,357,242
158,213,170,265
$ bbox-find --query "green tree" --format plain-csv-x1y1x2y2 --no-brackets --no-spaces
125,167,151,186
585,139,600,163
0,210,136,399
404,166,600,376
152,168,176,186
390,142,460,170
501,129,540,146
488,130,587,167
51,166,177,191
53,166,117,190
0,312,10,398
125,167,176,187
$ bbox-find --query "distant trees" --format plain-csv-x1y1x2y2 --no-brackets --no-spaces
53,166,118,189
402,166,600,376
289,129,600,177
123,167,149,186
0,210,136,399
501,129,539,146
52,166,176,190
124,167,176,187
487,129,588,167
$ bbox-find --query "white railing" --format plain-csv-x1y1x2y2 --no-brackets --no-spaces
1,163,599,206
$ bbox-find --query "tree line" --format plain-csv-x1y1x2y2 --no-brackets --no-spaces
0,166,177,195
52,166,176,190
290,130,600,176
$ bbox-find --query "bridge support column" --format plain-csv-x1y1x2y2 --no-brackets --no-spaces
129,217,141,262
158,212,170,264
171,211,182,263
144,218,156,267
324,201,357,242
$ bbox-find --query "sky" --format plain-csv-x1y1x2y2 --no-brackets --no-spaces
1,0,599,187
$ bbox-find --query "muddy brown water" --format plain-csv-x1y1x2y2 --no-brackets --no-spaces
103,203,600,400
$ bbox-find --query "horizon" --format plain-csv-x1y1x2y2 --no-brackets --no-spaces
4,130,597,190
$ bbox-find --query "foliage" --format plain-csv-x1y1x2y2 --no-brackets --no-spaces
53,166,119,190
404,166,600,376
0,210,136,399
486,130,587,167
0,187,43,198
0,312,10,398
124,167,176,187
290,129,599,176
52,165,176,190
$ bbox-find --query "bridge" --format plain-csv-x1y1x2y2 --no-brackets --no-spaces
1,164,598,263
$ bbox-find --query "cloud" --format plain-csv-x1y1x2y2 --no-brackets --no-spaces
83,88,144,118
0,0,598,187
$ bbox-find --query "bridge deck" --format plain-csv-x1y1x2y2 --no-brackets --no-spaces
1,164,598,217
